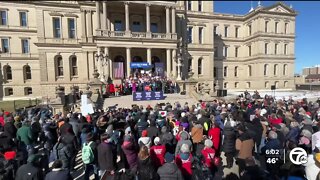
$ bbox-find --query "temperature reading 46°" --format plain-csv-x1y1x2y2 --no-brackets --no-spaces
266,157,278,164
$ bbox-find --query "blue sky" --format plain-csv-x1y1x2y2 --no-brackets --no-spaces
214,1,320,74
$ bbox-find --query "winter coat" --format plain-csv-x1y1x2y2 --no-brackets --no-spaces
137,156,159,180
222,126,236,153
3,121,17,140
69,118,80,137
53,142,72,169
175,153,193,177
175,131,192,156
122,140,138,169
201,147,216,168
146,125,160,145
61,133,79,153
138,137,151,149
15,163,43,180
261,139,281,155
59,122,73,136
286,127,300,143
0,133,15,152
45,168,72,180
97,142,116,171
208,127,221,151
150,145,166,168
16,125,34,145
191,124,203,143
157,162,184,180
235,133,254,160
136,120,149,137
304,154,320,180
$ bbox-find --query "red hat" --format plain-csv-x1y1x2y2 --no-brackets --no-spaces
142,130,148,137
4,151,16,160
306,112,311,116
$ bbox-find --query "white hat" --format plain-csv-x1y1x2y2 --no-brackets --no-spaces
154,137,160,145
221,104,226,108
260,109,267,116
181,112,186,117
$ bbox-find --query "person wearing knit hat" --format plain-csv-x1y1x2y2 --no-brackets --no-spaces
176,143,192,179
138,130,151,148
15,154,44,180
201,139,216,170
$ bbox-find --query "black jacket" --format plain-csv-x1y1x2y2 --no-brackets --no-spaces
157,162,184,180
45,168,72,180
3,121,17,140
222,126,236,153
137,157,159,180
0,133,15,152
15,163,43,180
146,125,160,145
97,142,116,171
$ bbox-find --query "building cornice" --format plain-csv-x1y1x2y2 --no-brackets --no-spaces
94,37,178,44
0,27,37,33
34,43,82,48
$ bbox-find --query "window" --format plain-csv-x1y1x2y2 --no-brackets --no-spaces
5,88,13,96
274,64,278,76
275,81,279,88
132,21,141,32
284,81,288,88
19,11,27,27
25,87,32,95
1,38,9,53
223,66,227,77
275,22,278,33
188,58,192,72
187,0,192,10
265,43,268,54
235,27,239,38
224,26,228,37
264,64,268,76
68,18,76,39
214,67,217,77
198,58,202,75
199,27,203,44
114,20,123,31
188,27,193,43
235,82,239,88
248,65,252,76
53,17,61,38
151,23,158,33
248,25,252,36
247,82,251,88
21,39,29,54
214,47,218,57
224,82,228,89
265,21,268,32
4,65,12,80
198,1,202,11
248,45,251,56
71,56,78,76
224,46,228,57
213,26,217,36
56,56,64,77
275,43,278,54
234,66,238,77
265,81,269,88
284,44,288,55
24,65,32,80
285,23,288,34
0,10,7,25
283,64,287,75
235,47,239,57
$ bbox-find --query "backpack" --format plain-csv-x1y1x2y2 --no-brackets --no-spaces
82,142,94,164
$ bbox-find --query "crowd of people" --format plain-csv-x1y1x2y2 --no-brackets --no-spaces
103,73,179,96
0,91,320,180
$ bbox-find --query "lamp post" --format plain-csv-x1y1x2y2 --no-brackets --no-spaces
95,52,109,83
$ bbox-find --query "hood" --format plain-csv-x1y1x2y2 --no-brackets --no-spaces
179,131,189,140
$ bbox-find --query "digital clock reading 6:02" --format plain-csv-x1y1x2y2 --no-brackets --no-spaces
265,149,284,164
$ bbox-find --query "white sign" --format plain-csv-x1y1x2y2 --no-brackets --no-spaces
81,95,88,107
81,103,94,116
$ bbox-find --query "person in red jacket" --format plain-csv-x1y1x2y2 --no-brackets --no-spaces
208,121,221,152
175,143,193,180
268,113,282,126
150,137,166,169
201,139,216,176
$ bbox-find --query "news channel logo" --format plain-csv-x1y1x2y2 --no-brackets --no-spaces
289,147,308,165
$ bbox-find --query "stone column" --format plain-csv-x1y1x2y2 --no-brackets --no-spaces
172,49,177,77
81,10,87,42
126,48,131,77
87,10,93,42
171,7,176,33
102,1,107,30
166,49,171,77
96,1,101,30
147,48,152,65
146,4,151,33
104,47,109,78
165,6,171,34
125,2,130,32
96,47,102,76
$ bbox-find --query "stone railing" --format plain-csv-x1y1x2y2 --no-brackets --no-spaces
97,30,177,40
132,32,147,38
152,33,167,39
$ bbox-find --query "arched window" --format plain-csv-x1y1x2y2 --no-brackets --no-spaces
214,67,217,78
224,82,228,89
275,81,279,88
70,56,78,76
198,58,202,75
284,81,288,88
24,87,32,95
235,82,239,88
4,87,13,96
265,81,269,88
248,65,252,76
234,66,238,77
247,82,251,88
3,65,12,80
23,65,32,80
264,64,268,76
113,55,125,79
283,64,287,76
55,56,64,77
274,64,278,76
224,66,228,77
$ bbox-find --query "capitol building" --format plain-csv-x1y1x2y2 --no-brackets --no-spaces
0,1,297,99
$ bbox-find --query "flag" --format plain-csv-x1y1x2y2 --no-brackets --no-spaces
159,111,167,117
113,62,124,79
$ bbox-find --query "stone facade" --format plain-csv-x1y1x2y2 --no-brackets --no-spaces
0,1,297,100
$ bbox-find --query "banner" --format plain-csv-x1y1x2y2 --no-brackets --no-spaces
133,91,165,101
130,62,151,69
